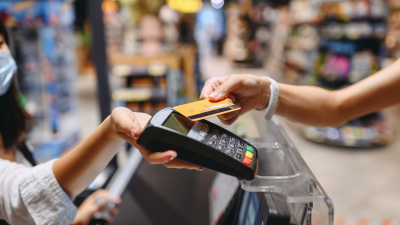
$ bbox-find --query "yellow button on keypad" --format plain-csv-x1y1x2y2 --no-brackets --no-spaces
245,151,253,159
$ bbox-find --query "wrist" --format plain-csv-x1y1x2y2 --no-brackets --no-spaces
104,115,122,139
102,116,126,147
71,211,91,225
256,76,271,110
70,213,86,225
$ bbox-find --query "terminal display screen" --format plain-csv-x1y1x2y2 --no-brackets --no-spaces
163,113,196,135
237,191,264,225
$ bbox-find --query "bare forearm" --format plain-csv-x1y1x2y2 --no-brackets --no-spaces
52,116,124,198
275,83,341,126
276,58,400,126
336,59,400,120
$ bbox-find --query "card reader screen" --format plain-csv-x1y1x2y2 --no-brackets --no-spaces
163,113,196,135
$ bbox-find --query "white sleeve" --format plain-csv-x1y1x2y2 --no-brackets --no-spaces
0,159,77,225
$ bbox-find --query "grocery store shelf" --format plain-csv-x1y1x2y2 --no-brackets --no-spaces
112,87,167,102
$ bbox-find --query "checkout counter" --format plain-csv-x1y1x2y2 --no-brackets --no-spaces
109,111,334,225
209,111,334,225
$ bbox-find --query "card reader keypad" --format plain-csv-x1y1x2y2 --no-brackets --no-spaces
235,153,242,160
196,124,209,142
196,124,255,166
207,140,215,145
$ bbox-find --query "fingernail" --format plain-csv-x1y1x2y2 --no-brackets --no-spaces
210,92,219,98
195,167,204,171
226,98,233,103
167,156,175,162
130,128,137,139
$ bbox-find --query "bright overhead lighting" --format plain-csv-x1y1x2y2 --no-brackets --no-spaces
211,0,224,9
167,0,203,13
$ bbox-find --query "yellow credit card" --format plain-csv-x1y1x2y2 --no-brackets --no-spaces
173,99,241,121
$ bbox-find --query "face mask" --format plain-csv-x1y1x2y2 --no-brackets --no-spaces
0,49,17,96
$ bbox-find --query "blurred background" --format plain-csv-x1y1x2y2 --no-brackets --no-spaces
2,0,400,224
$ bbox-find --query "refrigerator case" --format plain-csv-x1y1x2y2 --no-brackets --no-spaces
209,111,334,225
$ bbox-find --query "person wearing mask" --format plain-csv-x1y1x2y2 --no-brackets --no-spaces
198,65,400,127
0,20,199,225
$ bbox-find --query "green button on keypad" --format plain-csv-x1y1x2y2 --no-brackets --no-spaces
246,145,253,153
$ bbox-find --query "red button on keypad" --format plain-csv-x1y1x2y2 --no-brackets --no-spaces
243,157,251,165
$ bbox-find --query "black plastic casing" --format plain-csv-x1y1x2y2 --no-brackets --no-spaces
217,188,291,225
259,192,292,225
137,108,258,180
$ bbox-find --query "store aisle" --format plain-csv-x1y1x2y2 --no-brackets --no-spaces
279,105,400,219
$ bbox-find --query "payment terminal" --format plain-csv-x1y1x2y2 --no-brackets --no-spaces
137,108,258,180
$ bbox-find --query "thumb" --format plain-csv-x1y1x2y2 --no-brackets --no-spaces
112,109,144,140
126,114,144,140
208,75,242,101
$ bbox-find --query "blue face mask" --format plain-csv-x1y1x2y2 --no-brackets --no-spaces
0,49,17,96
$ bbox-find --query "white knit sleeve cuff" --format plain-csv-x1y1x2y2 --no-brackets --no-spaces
19,159,77,225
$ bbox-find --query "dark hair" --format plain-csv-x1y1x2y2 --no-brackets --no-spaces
0,19,31,149
0,80,31,149
0,17,9,46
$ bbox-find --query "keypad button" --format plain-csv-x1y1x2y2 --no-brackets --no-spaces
229,143,235,148
221,133,228,138
199,131,207,137
212,134,218,140
201,127,208,132
243,157,251,165
225,149,234,155
196,136,204,141
239,141,245,147
221,138,227,144
207,140,216,146
246,145,254,153
235,153,242,160
238,147,244,153
213,129,219,134
217,144,224,151
245,151,253,159
230,137,236,142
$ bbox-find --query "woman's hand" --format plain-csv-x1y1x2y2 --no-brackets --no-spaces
200,74,270,125
72,189,120,225
110,107,203,170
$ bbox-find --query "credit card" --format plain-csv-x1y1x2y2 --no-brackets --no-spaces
173,99,240,121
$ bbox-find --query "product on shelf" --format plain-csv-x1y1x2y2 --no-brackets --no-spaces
223,2,278,68
303,112,392,147
112,87,167,102
385,0,400,59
